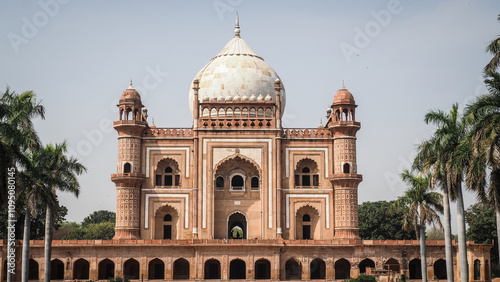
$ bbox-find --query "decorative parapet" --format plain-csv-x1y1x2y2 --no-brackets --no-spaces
283,128,331,139
143,128,193,138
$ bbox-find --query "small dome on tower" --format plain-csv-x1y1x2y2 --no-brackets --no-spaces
333,85,355,105
120,81,141,101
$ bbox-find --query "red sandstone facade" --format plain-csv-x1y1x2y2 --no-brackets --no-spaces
0,19,492,281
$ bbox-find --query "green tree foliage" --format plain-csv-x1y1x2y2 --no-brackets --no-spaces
465,203,498,264
54,210,116,240
358,201,416,240
425,225,445,240
82,210,116,226
345,274,377,282
0,203,67,239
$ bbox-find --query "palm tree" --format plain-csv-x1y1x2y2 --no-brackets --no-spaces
41,142,86,282
464,71,500,267
0,88,44,282
485,14,500,73
391,170,443,282
413,135,455,282
421,104,470,282
0,88,45,206
18,149,57,282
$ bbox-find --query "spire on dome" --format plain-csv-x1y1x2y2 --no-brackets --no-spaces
340,79,346,90
128,79,134,89
234,11,240,37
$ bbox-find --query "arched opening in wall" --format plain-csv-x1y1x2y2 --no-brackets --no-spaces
148,258,165,280
204,259,221,279
215,176,224,190
211,108,217,118
474,259,481,280
119,108,124,120
28,259,38,280
257,107,264,117
218,108,225,117
255,259,271,280
242,107,248,117
202,107,209,117
265,108,272,117
154,205,178,240
226,108,233,117
155,158,181,187
310,258,326,279
234,107,241,117
51,259,65,280
343,163,350,174
359,258,375,274
229,259,246,279
409,259,422,279
251,176,259,190
384,258,400,273
124,258,140,280
134,109,139,120
350,109,355,121
343,109,349,121
123,162,131,174
433,259,446,280
173,258,190,280
294,159,319,187
296,206,319,240
231,174,244,190
228,212,247,239
125,108,132,120
334,258,351,280
98,259,115,280
285,258,302,280
250,108,256,117
335,109,341,121
73,258,90,280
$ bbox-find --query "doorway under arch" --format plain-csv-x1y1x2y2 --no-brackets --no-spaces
310,258,325,279
98,259,115,280
228,212,247,239
285,258,302,280
255,259,271,279
433,259,446,280
51,259,65,280
359,258,375,274
204,259,221,279
229,259,246,279
173,258,190,280
334,258,350,279
148,258,164,279
124,258,140,280
409,258,422,279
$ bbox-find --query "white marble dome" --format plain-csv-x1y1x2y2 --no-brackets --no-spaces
188,20,286,118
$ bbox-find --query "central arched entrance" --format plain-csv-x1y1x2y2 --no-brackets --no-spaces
229,259,246,279
228,212,247,239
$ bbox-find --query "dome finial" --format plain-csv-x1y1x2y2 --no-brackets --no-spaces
234,11,240,37
340,79,347,90
128,79,134,89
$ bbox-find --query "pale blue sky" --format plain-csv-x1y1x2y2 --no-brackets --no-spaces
1,0,498,232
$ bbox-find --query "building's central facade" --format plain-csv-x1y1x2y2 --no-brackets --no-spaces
111,18,362,243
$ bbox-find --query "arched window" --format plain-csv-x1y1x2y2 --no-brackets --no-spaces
257,108,264,117
211,108,217,118
123,163,131,174
218,108,225,117
226,108,233,117
164,214,172,222
265,108,272,117
242,108,248,117
251,176,259,190
249,108,256,117
215,176,224,190
163,214,172,239
343,163,350,174
294,159,319,187
202,108,209,117
234,108,241,117
155,159,181,187
302,214,311,222
231,175,244,190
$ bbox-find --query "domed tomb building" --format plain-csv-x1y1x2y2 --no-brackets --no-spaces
2,17,492,281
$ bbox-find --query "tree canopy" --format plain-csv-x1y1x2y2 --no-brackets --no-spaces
465,203,498,264
358,200,416,240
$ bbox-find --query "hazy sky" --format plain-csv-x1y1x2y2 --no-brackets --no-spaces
1,1,498,232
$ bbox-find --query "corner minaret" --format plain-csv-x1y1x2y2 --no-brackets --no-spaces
111,81,147,239
326,84,362,239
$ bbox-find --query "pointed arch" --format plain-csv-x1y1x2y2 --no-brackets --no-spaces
294,158,319,187
51,259,65,280
255,258,271,279
173,258,190,280
228,211,247,239
285,258,302,280
154,205,179,239
296,205,320,239
214,153,262,178
124,258,140,279
155,158,181,187
148,258,165,279
98,259,115,280
73,258,90,280
334,258,350,279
